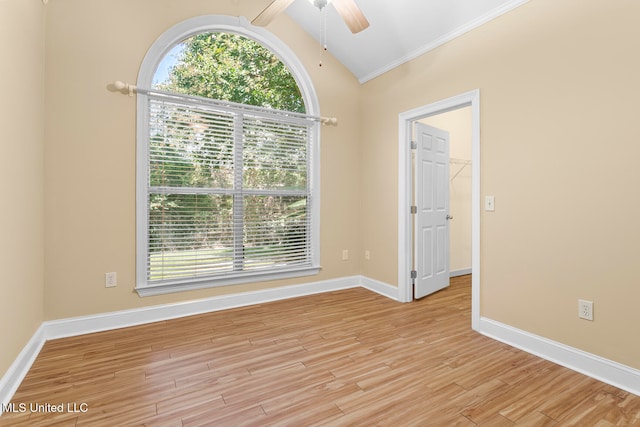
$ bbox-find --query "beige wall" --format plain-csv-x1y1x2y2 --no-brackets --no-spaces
421,107,473,273
43,0,362,319
361,0,640,369
0,0,45,375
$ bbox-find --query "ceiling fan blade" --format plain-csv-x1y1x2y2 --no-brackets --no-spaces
252,0,297,27
332,0,370,34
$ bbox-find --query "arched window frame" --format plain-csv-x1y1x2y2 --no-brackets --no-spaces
135,15,321,296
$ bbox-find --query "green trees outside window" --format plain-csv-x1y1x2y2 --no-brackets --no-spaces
155,32,304,112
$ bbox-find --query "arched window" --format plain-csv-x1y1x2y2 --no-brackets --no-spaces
135,16,320,296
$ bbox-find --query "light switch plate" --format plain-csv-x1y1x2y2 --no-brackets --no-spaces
485,196,495,212
105,272,117,288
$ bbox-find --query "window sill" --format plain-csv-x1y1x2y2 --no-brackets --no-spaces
135,266,321,297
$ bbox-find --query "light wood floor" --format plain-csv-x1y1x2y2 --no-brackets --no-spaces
2,276,639,426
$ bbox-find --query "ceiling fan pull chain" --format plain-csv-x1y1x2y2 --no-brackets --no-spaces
319,7,329,67
323,6,328,51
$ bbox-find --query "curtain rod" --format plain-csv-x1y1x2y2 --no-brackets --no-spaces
109,81,338,127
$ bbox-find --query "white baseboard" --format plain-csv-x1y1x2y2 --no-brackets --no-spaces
360,276,400,301
42,275,395,342
479,317,640,396
451,268,472,277
0,325,46,416
44,276,362,340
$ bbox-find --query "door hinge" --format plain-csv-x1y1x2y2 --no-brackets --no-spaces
411,270,417,279
410,205,417,214
411,140,417,149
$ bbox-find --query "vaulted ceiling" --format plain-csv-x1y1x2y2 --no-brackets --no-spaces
285,0,529,83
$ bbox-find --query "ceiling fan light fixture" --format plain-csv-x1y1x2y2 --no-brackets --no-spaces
308,0,332,10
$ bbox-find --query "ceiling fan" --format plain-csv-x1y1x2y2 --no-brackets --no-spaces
252,0,370,34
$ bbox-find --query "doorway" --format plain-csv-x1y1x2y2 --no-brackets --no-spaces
398,89,480,331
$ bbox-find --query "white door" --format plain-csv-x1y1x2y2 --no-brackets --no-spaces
414,122,450,299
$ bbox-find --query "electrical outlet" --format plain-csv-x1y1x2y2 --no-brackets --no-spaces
365,250,371,260
578,299,593,321
105,272,117,288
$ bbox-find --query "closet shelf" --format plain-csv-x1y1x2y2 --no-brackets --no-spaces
450,158,471,182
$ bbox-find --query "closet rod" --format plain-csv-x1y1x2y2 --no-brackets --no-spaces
109,81,338,127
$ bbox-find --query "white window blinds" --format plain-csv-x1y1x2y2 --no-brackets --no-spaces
143,91,317,289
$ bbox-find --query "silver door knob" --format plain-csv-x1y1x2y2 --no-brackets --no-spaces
446,215,454,220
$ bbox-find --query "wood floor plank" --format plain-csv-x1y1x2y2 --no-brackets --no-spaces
2,275,639,426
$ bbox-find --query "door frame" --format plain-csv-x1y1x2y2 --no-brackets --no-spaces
397,89,480,331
